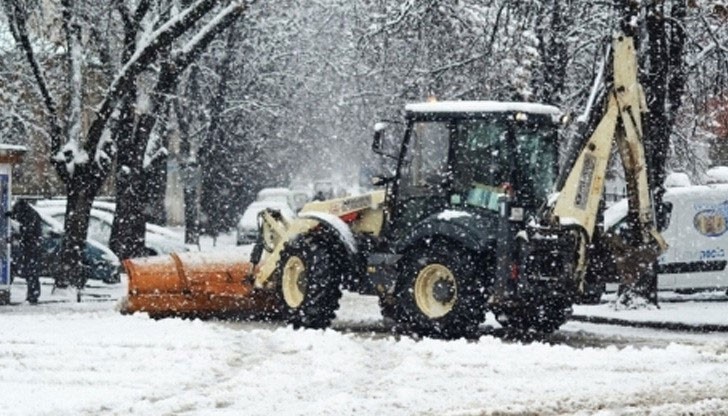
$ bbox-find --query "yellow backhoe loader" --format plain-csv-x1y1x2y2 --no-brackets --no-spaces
122,33,666,337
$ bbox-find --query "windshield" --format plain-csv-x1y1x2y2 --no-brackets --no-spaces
450,117,557,210
397,116,557,212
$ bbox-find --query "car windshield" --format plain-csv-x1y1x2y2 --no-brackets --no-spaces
49,210,112,244
87,217,112,245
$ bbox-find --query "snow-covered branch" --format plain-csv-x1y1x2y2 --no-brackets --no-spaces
174,2,245,68
84,0,228,160
3,0,63,153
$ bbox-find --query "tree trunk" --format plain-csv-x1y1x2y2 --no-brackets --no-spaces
145,156,168,226
111,162,148,259
110,92,148,259
644,2,669,195
183,162,201,245
537,0,568,104
110,60,178,259
144,101,172,226
57,174,98,289
176,75,201,245
614,0,687,307
200,28,237,236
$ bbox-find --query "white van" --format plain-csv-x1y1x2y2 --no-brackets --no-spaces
603,184,728,291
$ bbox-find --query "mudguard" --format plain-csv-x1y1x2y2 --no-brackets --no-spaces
394,209,497,254
298,211,358,256
294,212,365,291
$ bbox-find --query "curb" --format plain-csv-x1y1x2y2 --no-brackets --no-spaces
571,314,728,333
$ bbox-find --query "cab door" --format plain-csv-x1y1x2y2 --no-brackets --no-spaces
388,120,453,241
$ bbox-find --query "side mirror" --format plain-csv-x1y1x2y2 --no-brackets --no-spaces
372,122,389,154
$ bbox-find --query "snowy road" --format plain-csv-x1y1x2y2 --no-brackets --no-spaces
1,290,728,415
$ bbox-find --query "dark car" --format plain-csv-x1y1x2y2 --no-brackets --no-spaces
10,205,121,284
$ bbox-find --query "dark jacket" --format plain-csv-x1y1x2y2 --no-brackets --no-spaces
10,200,44,279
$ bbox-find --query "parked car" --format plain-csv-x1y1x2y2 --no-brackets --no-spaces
313,180,335,200
10,205,120,284
591,184,728,294
35,201,187,256
237,200,295,245
256,187,292,204
288,189,311,212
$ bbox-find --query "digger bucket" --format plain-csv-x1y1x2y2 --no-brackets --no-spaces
121,251,280,319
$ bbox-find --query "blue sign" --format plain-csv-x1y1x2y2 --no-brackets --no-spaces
0,174,8,285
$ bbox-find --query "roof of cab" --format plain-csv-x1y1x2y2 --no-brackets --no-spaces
405,101,562,116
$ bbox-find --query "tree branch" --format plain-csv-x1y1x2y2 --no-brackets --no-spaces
3,0,64,156
84,0,231,158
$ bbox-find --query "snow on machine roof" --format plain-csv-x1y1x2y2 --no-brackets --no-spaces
405,101,562,117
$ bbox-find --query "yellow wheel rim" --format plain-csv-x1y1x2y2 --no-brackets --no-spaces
413,263,457,318
282,256,306,308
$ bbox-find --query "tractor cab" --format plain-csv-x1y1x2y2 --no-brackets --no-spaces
373,101,562,240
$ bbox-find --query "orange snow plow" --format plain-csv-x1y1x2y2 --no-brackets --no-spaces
120,191,387,322
121,251,281,318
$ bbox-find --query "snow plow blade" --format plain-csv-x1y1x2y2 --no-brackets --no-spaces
121,251,280,319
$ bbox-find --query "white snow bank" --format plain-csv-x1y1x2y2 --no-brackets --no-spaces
706,166,728,184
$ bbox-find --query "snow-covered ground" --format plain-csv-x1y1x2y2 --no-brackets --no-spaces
3,283,728,415
1,235,727,415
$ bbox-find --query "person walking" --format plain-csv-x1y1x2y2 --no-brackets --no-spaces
9,200,43,304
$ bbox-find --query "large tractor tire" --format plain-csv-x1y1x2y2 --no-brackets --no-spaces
276,232,344,329
393,240,486,339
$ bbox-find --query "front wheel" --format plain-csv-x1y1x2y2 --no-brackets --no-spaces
393,241,486,338
276,233,344,329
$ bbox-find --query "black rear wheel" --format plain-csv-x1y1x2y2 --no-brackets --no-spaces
276,232,343,329
393,240,485,339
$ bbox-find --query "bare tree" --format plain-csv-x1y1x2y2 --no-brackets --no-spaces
109,2,246,260
2,0,245,288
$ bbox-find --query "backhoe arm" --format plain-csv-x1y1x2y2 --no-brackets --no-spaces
549,33,667,285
